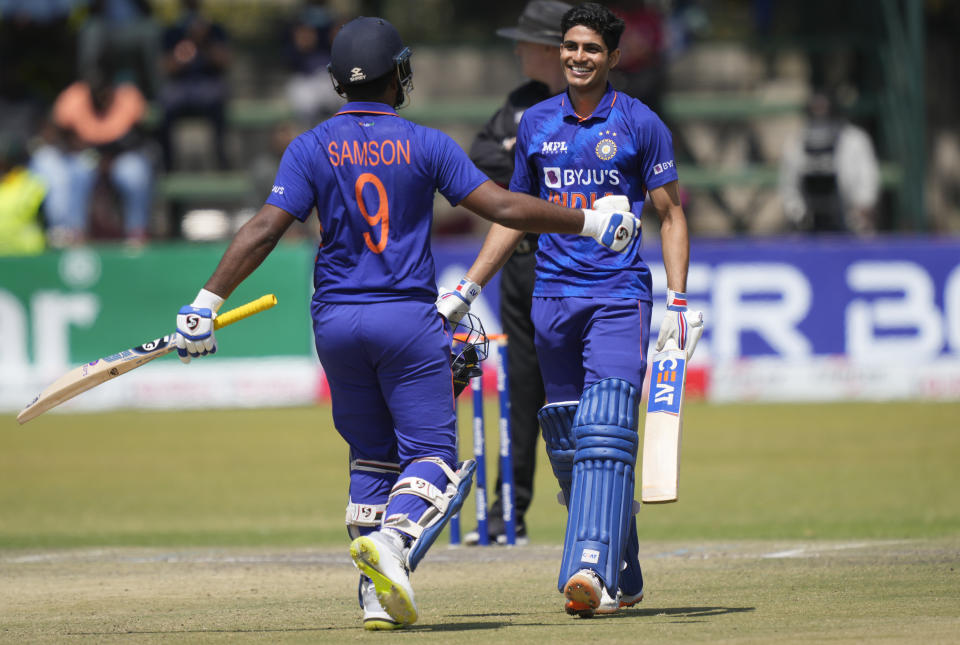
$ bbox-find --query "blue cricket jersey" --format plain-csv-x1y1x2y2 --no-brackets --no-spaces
266,101,488,303
511,83,679,301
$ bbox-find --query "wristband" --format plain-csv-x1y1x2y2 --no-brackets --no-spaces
191,288,225,313
579,209,604,239
454,278,481,303
666,289,687,312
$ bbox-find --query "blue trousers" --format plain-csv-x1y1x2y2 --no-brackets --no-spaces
312,299,457,528
532,296,652,402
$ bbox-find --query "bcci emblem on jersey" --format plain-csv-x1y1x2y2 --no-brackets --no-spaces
596,138,617,161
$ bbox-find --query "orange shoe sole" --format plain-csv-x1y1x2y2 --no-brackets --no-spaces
565,598,596,618
563,571,602,615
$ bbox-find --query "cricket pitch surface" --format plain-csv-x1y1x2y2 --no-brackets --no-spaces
2,538,958,644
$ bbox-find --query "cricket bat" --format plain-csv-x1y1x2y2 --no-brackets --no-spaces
16,294,277,425
641,338,687,503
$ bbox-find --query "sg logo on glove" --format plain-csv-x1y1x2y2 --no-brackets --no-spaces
184,314,201,331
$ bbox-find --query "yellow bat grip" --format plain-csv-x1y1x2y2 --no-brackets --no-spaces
213,294,278,330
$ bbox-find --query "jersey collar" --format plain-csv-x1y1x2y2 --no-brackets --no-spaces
335,101,400,117
560,83,618,123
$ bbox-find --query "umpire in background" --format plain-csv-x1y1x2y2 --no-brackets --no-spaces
465,0,571,545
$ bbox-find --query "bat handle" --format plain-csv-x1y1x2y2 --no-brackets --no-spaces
213,294,278,330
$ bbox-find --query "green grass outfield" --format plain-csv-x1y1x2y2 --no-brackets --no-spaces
1,401,959,643
2,401,958,547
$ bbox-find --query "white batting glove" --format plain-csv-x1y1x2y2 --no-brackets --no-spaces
656,289,705,360
436,278,481,324
581,194,639,253
592,194,630,212
175,288,224,364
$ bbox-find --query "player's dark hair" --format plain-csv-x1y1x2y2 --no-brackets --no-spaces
561,2,625,52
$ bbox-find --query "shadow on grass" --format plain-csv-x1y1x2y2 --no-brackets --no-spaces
72,622,516,636
630,606,756,620
446,612,525,618
70,627,348,635
422,606,755,629
68,608,756,635
411,621,515,632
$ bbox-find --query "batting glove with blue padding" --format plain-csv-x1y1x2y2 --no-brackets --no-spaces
175,289,224,364
657,289,705,360
581,194,639,253
436,278,481,324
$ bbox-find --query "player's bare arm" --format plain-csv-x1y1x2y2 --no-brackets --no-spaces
462,179,586,235
172,204,295,363
465,222,525,288
648,180,704,358
648,180,689,293
202,204,297,299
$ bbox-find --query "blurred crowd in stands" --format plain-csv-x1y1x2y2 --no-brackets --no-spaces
4,0,212,249
0,0,930,254
0,0,342,251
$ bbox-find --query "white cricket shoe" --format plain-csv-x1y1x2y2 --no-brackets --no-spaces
358,575,402,631
594,586,644,615
618,588,644,609
350,531,418,626
563,569,603,617
594,585,622,615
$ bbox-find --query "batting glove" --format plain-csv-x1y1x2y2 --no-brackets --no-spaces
656,289,705,360
175,288,224,364
581,194,639,253
436,278,481,324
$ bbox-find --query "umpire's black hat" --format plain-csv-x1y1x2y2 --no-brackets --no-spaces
496,0,573,46
329,16,407,86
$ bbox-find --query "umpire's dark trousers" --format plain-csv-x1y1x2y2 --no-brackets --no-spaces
490,234,545,530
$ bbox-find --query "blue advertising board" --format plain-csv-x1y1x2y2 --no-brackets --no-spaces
2,235,958,409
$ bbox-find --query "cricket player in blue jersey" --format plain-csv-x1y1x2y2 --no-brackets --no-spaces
171,16,641,630
444,3,704,617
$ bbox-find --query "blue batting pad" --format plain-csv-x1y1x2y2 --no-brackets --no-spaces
406,459,476,571
538,402,578,503
559,378,640,594
619,515,644,596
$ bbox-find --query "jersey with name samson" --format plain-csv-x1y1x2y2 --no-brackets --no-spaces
267,101,488,304
511,83,678,300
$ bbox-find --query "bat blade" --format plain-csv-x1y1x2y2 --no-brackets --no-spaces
16,294,277,425
641,341,687,504
16,336,176,425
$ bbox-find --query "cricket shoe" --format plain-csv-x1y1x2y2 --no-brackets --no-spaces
563,569,603,617
349,531,418,626
617,588,645,609
566,583,642,617
595,587,645,615
358,575,402,631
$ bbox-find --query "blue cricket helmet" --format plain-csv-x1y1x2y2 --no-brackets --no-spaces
328,16,413,103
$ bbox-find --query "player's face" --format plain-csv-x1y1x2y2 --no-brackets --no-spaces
561,25,620,94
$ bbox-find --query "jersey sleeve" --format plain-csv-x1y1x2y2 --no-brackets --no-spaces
265,133,317,221
508,113,537,196
636,111,679,192
428,129,489,206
